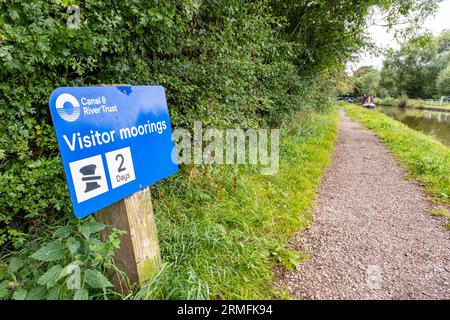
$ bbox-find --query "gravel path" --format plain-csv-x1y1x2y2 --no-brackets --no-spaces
277,110,450,300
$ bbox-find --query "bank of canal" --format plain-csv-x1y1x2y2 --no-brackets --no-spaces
378,106,450,146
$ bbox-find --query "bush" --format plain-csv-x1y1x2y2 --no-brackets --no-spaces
375,97,396,106
395,95,410,108
376,96,426,109
408,99,425,108
0,218,125,300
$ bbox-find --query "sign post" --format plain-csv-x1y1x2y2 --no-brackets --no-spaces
49,85,178,289
95,187,161,291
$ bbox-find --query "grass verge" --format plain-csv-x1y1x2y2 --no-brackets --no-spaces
342,103,450,205
134,108,340,299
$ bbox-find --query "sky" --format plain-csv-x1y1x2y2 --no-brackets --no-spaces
347,0,450,73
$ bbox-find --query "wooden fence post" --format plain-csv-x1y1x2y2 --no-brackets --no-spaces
95,186,162,292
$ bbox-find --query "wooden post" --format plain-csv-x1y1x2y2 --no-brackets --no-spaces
95,186,162,292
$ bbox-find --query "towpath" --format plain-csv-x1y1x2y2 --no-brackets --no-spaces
277,110,450,299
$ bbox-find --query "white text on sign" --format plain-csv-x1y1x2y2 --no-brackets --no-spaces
62,120,167,151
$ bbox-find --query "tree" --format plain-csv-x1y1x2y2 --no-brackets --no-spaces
335,71,354,96
379,30,450,98
436,63,450,96
269,0,439,73
352,66,381,96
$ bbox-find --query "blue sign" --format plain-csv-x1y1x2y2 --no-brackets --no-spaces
49,85,178,218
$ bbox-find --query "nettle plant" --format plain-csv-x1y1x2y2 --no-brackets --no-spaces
0,218,125,300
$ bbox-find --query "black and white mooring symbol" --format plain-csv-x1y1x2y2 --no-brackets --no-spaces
79,164,101,193
69,155,109,204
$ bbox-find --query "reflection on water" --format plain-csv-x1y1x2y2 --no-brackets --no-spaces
378,106,450,146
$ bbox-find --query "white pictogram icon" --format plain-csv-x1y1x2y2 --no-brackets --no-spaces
69,155,109,203
105,147,136,189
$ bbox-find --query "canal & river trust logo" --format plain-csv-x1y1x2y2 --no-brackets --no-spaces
55,93,81,122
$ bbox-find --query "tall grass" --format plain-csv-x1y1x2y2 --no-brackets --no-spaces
133,108,340,299
376,96,425,109
343,103,450,204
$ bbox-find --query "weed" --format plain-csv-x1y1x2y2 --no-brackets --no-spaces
431,208,450,217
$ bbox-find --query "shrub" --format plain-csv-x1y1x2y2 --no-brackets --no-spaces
0,218,125,300
395,95,410,108
375,97,396,106
408,99,425,108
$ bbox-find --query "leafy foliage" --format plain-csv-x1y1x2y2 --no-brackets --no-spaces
436,62,450,95
379,31,450,98
352,66,382,97
0,218,124,300
0,0,324,247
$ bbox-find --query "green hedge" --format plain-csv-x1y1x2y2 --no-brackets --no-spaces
1,1,328,246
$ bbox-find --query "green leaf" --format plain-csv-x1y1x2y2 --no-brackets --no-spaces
38,265,63,288
18,266,32,279
66,270,81,290
79,221,106,240
7,257,24,273
66,237,80,255
58,261,80,280
58,261,81,290
26,286,47,300
53,225,75,238
0,280,10,299
30,241,65,262
83,269,113,289
73,289,89,300
46,284,63,300
9,9,20,21
12,288,27,300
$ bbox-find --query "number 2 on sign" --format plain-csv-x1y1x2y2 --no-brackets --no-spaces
105,147,136,189
116,154,126,172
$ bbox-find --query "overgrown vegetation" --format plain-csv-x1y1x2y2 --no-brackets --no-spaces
134,109,340,299
376,96,450,110
343,103,450,204
1,109,340,299
0,217,126,300
0,0,438,299
375,96,425,108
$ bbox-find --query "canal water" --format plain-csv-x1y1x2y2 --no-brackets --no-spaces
378,106,450,147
